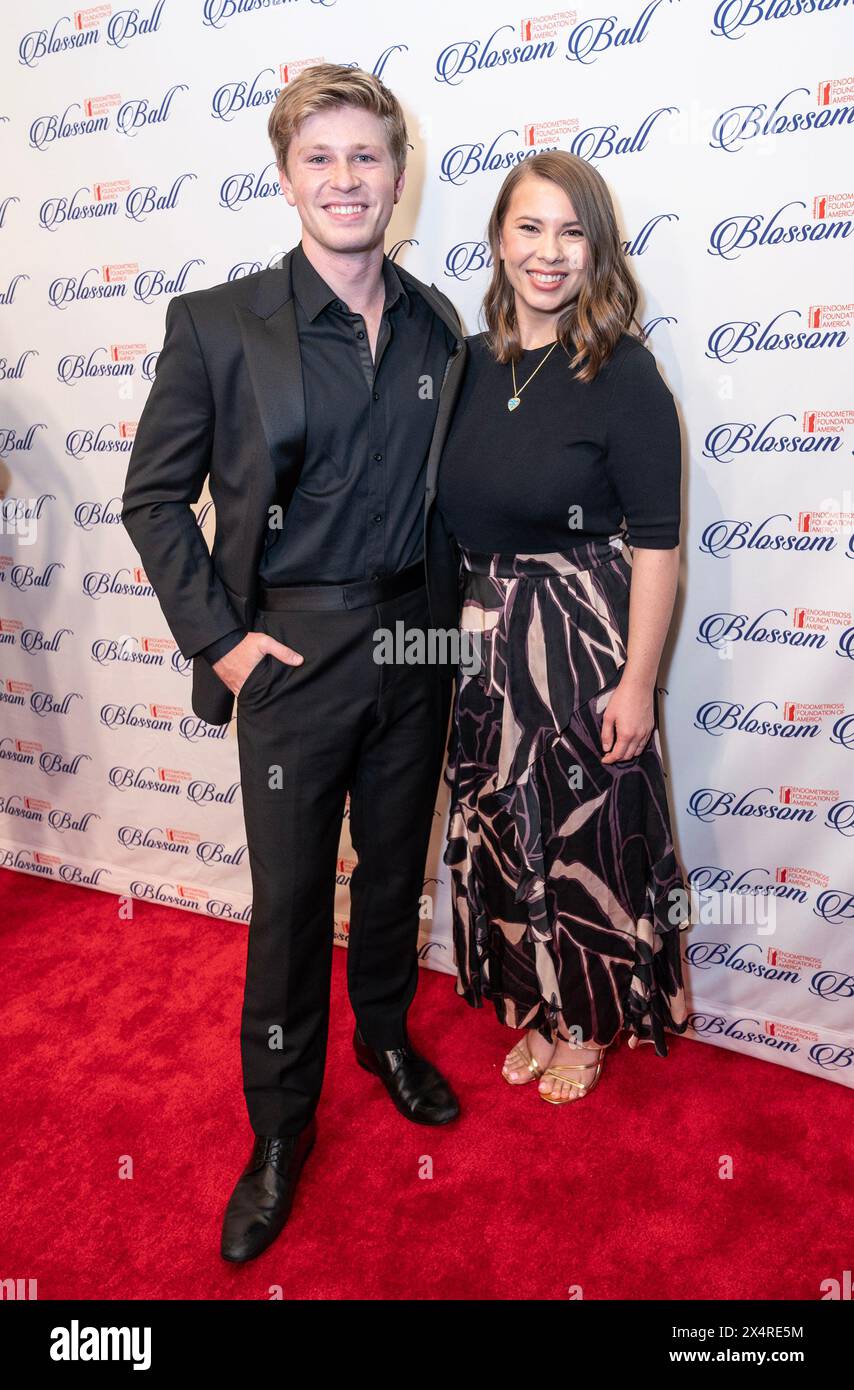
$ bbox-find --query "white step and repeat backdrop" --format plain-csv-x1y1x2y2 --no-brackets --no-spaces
1,1,853,1086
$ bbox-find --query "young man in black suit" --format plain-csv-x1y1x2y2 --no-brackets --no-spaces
121,64,468,1262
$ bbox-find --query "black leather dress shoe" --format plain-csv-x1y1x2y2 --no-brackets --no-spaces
353,1026,460,1125
220,1118,317,1263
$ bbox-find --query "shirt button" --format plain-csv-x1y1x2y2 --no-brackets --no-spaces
373,452,383,462
334,300,344,311
356,329,365,339
372,513,383,524
373,391,380,400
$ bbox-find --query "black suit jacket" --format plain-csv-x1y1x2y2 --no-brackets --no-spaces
120,245,469,726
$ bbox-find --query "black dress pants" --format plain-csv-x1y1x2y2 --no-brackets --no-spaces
235,581,451,1136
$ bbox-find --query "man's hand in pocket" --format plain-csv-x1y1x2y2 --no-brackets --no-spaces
212,632,304,697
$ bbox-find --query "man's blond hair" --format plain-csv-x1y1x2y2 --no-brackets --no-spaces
268,63,408,178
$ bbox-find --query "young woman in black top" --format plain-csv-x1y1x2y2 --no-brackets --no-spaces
438,150,692,1103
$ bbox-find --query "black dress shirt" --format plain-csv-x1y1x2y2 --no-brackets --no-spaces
199,242,456,665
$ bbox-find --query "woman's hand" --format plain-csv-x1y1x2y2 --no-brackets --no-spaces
600,674,655,763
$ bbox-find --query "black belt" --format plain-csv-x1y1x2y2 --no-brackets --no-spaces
257,562,425,612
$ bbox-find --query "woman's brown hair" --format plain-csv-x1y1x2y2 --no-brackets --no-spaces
483,150,645,383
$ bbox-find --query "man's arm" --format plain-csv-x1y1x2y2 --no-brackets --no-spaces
120,294,243,660
197,628,247,665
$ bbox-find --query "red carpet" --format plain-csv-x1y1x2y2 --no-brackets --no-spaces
2,866,851,1301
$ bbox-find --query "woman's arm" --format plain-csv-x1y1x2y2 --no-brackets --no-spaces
623,545,680,689
601,545,680,763
598,340,683,762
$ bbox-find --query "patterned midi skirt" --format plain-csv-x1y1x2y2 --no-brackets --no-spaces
442,535,692,1056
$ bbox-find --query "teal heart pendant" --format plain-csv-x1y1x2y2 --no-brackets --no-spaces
507,397,521,411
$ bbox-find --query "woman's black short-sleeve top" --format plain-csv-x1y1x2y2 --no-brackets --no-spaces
436,330,682,553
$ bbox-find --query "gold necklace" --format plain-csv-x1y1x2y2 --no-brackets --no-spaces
507,341,559,411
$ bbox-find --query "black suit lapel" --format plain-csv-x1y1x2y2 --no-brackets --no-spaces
392,263,469,510
425,343,467,501
233,249,306,512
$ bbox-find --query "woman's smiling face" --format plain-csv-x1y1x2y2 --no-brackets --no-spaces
497,174,588,331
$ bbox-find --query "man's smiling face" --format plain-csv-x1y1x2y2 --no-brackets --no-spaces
278,104,405,257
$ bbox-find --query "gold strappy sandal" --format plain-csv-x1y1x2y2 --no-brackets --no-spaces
502,1034,548,1086
539,1043,607,1105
